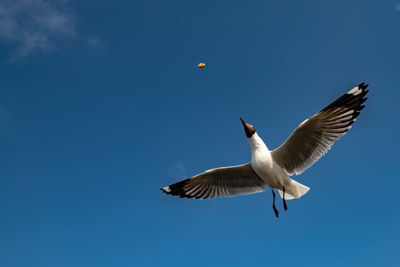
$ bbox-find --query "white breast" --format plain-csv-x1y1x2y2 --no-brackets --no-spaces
248,133,290,189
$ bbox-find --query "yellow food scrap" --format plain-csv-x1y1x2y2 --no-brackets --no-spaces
197,63,206,69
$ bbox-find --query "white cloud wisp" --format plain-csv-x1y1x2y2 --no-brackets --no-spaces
0,0,76,57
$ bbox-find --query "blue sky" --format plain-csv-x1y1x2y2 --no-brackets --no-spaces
0,0,400,266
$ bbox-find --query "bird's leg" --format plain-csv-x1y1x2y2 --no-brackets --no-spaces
272,190,279,218
282,186,288,211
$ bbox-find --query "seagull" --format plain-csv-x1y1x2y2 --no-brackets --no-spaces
161,83,369,217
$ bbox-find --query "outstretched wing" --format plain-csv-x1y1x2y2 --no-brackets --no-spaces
161,163,266,199
271,83,369,176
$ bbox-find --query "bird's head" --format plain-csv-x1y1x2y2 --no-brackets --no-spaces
240,117,256,138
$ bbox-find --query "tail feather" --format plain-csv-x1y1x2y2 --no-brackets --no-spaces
278,179,310,200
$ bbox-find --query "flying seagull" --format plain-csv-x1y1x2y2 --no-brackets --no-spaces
161,83,369,217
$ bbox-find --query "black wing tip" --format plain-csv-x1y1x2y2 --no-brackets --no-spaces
321,82,369,114
357,82,369,90
160,181,196,199
357,82,369,100
160,187,168,193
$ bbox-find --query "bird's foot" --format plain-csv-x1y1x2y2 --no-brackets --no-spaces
273,205,279,218
283,199,288,211
282,186,288,211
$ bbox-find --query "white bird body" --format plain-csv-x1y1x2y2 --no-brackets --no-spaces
249,133,281,188
249,133,309,199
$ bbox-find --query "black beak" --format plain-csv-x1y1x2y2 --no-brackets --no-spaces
240,117,246,126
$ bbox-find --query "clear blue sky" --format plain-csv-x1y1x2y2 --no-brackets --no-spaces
0,0,399,266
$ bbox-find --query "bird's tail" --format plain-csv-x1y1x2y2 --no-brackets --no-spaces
278,179,310,200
